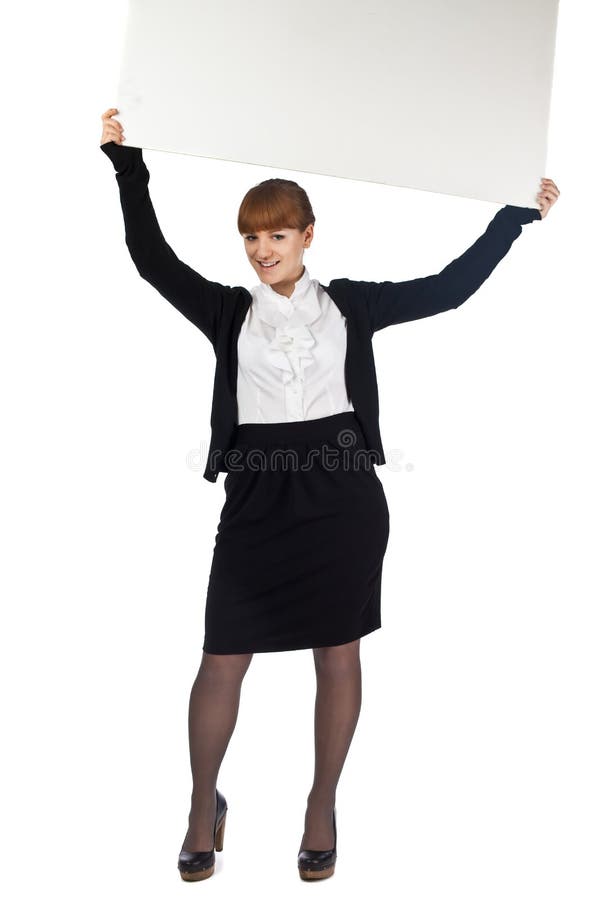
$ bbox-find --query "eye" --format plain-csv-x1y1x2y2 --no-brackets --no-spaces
244,233,285,241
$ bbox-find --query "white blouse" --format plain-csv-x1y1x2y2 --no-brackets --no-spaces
237,266,355,423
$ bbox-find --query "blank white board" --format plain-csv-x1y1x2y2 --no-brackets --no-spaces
116,0,559,208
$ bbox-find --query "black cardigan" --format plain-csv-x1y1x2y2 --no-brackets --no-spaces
100,141,541,482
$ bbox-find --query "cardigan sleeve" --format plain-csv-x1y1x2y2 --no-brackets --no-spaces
364,204,542,333
100,140,234,346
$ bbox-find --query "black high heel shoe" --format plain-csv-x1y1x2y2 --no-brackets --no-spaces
297,807,337,880
178,788,227,882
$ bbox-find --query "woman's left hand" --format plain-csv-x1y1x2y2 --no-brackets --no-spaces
536,178,560,219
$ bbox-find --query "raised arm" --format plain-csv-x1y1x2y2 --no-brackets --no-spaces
364,203,542,333
100,126,234,346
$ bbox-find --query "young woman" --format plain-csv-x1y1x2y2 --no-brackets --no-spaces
99,107,559,882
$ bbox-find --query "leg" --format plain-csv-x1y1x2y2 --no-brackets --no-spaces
181,649,253,852
300,638,362,850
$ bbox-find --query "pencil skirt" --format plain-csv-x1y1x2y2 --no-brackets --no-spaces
202,411,390,654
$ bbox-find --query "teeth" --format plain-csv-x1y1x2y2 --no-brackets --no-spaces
260,261,278,267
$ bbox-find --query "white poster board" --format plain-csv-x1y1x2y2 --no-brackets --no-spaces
115,0,559,208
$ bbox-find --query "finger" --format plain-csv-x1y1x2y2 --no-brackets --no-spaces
102,114,124,132
102,123,124,140
101,111,124,132
541,178,560,194
103,124,125,143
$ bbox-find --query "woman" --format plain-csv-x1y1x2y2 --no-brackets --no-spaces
99,107,559,882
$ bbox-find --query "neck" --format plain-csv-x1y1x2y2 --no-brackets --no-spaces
271,265,305,299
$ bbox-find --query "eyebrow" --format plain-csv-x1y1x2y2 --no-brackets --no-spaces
244,229,287,234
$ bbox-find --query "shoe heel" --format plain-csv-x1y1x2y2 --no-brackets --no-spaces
214,810,226,852
297,807,337,880
178,788,227,881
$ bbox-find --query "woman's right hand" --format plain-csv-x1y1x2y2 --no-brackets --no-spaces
100,108,125,146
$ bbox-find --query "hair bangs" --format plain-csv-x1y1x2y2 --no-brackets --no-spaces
237,178,315,236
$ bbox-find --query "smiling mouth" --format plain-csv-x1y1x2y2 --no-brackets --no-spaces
259,261,280,268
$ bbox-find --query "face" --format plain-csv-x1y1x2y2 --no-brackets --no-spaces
242,225,314,298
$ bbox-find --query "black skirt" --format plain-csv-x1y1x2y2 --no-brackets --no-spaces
203,411,390,654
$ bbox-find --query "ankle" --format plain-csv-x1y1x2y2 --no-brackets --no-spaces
306,790,336,811
189,788,217,814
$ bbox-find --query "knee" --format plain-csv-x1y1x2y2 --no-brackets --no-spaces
198,650,253,684
313,639,360,676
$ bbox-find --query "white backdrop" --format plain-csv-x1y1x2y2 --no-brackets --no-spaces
1,1,599,898
116,0,559,208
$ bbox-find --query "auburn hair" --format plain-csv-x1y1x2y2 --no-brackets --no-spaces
237,178,315,235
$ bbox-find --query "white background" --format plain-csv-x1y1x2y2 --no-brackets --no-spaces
1,1,599,897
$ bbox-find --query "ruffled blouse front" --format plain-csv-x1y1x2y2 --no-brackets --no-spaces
236,267,354,424
259,269,321,385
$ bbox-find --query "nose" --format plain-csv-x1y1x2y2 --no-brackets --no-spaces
254,241,275,259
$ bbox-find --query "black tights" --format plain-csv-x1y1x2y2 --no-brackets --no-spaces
180,639,362,853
